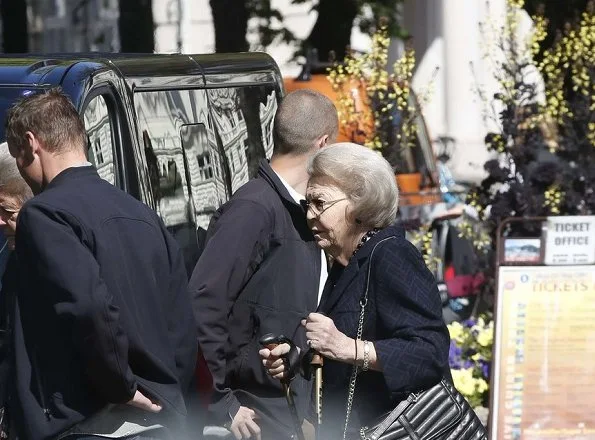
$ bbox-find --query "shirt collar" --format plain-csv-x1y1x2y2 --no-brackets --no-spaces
273,171,304,204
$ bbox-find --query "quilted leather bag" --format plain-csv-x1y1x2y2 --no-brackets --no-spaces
342,237,488,440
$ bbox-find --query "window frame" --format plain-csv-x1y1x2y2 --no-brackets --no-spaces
81,85,135,194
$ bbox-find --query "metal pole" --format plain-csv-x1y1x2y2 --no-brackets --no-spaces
281,380,305,440
311,353,324,439
259,334,305,440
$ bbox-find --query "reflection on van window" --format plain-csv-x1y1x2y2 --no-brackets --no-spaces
135,92,189,229
207,87,277,193
135,90,233,274
83,95,116,185
260,90,277,159
134,87,280,271
135,90,228,231
181,124,223,231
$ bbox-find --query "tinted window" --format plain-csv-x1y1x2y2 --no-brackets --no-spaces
180,123,225,230
207,86,278,193
135,89,228,273
83,95,117,185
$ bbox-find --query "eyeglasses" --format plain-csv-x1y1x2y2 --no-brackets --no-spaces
301,197,348,217
0,205,18,220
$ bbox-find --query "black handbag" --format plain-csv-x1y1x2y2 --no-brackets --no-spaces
342,237,488,440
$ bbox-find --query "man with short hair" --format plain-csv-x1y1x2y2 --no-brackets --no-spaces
4,88,197,440
191,89,339,440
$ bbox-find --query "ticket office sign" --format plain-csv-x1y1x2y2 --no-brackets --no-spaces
544,216,595,265
491,266,595,440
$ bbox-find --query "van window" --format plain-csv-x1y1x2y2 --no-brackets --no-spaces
83,94,117,185
207,86,278,193
180,123,227,231
134,89,229,273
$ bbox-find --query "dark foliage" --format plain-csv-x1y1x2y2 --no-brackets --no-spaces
119,0,154,52
1,0,28,53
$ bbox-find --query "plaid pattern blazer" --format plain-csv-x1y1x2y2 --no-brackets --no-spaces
316,226,451,438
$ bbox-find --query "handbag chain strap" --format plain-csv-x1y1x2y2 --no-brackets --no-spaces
342,237,395,440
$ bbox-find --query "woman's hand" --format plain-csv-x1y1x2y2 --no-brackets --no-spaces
259,343,292,380
302,313,353,362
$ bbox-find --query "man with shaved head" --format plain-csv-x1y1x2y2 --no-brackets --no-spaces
191,89,338,440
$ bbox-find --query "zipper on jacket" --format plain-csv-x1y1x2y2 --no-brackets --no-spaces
32,351,52,420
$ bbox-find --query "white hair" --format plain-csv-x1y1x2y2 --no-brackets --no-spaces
0,142,33,205
0,142,20,186
307,142,399,228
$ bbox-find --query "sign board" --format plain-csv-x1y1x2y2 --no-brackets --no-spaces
491,265,595,440
544,216,595,265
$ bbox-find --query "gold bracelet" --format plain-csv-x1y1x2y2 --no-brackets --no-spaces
362,340,370,371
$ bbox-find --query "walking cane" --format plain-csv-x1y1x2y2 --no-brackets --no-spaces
259,334,306,440
310,352,324,440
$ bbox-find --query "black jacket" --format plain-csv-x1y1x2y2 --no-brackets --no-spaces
190,160,321,438
11,166,198,440
317,226,451,439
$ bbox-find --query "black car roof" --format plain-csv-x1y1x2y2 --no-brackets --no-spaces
0,52,281,86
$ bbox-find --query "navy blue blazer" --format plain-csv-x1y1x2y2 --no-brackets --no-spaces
317,226,450,439
12,166,197,440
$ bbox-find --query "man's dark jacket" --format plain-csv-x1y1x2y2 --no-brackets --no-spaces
190,160,321,439
11,166,198,440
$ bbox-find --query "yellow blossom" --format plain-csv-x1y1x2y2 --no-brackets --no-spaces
477,330,493,347
476,378,489,394
451,368,476,397
447,322,465,344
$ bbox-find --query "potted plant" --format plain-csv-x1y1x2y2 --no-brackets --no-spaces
325,22,439,205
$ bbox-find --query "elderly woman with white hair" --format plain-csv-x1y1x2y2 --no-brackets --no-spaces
260,143,452,439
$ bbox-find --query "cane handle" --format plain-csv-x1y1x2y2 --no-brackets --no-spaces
311,353,324,367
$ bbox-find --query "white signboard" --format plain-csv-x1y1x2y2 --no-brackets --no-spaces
544,216,595,265
491,265,595,439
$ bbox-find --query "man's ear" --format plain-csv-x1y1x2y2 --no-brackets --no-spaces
22,131,41,164
316,135,330,149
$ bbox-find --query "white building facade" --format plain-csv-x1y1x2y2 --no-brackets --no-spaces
153,0,511,183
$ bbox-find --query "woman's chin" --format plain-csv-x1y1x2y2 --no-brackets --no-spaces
314,236,330,249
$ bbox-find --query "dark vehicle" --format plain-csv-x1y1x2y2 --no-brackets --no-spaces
0,52,283,274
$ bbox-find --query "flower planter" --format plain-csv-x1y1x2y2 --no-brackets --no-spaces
397,173,422,206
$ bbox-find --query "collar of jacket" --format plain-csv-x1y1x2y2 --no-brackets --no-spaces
318,225,404,313
44,165,99,192
257,159,304,211
352,225,404,264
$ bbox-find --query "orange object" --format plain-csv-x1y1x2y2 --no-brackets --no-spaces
284,73,442,207
396,173,423,206
284,75,370,143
